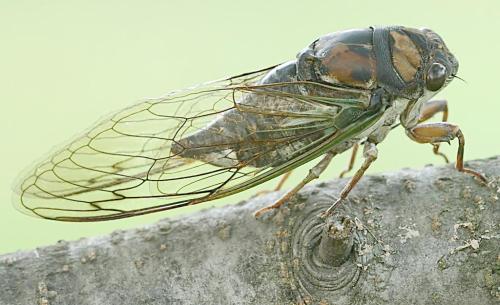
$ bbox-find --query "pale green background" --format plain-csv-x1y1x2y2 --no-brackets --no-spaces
1,0,499,254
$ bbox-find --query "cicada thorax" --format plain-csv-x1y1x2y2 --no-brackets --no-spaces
297,26,448,135
297,26,429,99
297,28,378,90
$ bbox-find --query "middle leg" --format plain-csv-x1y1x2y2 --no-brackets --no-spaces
321,142,378,218
339,143,359,178
274,171,292,191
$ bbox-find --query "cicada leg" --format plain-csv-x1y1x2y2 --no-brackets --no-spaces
406,122,487,183
254,151,336,218
253,170,293,199
321,142,378,218
274,171,293,191
339,143,359,178
418,99,449,163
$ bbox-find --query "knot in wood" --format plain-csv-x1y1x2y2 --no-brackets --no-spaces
277,202,370,303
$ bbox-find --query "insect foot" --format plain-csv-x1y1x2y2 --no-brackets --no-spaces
276,201,385,304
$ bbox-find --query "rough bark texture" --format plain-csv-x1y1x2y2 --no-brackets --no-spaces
1,156,499,305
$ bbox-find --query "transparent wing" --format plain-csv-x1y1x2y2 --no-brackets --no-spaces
14,65,381,221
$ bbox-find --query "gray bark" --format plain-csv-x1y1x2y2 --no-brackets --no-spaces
1,156,499,305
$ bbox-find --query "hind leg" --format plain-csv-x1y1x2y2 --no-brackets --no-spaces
254,151,336,217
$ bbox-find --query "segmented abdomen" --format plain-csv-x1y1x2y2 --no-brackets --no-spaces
171,61,340,168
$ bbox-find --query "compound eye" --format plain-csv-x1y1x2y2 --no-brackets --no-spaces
426,62,447,91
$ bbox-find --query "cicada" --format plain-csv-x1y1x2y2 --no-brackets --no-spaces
15,26,486,222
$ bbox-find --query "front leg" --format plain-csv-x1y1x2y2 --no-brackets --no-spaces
406,122,486,183
419,99,448,123
418,99,449,162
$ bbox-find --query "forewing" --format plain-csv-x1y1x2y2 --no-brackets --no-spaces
15,66,380,221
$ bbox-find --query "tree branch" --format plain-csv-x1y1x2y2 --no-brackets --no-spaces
1,156,499,305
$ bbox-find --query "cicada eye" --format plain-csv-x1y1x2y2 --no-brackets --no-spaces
426,62,447,91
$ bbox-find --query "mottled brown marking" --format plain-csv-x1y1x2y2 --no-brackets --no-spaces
390,31,421,82
320,43,376,89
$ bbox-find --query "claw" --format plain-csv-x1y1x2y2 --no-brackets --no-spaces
432,144,449,163
319,198,343,219
254,202,282,218
461,168,488,185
